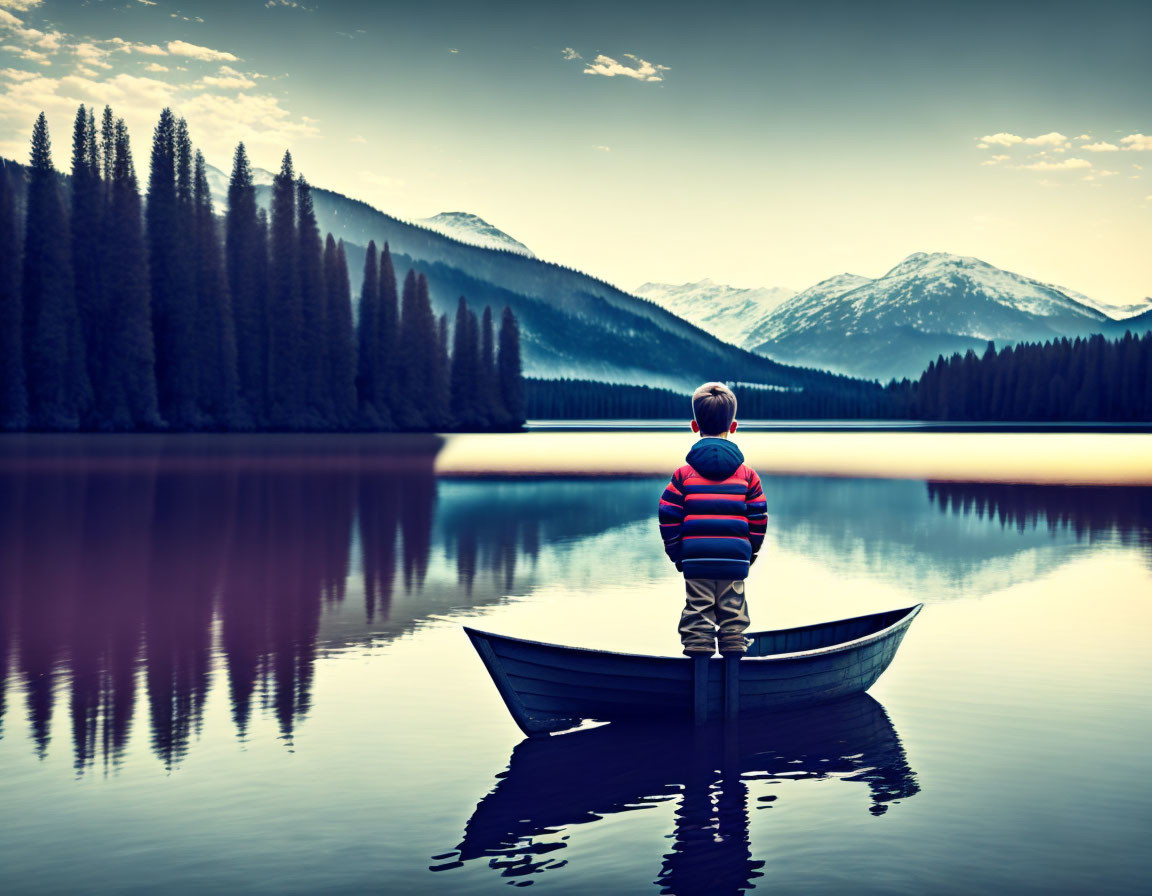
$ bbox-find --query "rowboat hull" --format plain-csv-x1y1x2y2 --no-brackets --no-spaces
465,604,922,735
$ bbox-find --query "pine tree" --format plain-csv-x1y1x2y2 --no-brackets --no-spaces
480,304,497,425
147,109,197,428
192,149,240,428
395,271,443,429
105,117,161,429
0,164,27,429
356,240,381,425
433,311,451,428
450,296,473,425
377,243,399,425
324,236,357,427
71,105,103,420
296,176,330,427
496,305,524,427
100,106,115,183
23,113,90,430
225,143,267,424
267,150,302,427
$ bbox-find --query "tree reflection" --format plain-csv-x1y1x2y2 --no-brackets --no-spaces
927,482,1152,555
0,437,441,769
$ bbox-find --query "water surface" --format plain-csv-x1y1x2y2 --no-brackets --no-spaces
0,434,1148,894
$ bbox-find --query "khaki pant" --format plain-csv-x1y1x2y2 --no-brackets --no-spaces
679,579,750,656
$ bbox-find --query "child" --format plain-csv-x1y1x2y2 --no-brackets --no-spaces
658,382,766,656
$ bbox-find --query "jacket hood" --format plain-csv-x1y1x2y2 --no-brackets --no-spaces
685,438,744,480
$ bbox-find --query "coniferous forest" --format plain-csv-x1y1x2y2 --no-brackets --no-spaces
0,107,524,433
528,332,1152,422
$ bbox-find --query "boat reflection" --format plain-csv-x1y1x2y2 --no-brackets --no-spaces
433,694,919,893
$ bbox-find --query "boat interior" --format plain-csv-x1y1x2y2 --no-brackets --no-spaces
744,606,917,657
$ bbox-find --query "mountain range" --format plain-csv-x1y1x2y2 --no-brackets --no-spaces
641,254,1152,381
633,280,796,349
198,162,843,392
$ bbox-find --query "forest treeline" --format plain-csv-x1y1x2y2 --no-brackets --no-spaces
0,106,524,432
527,332,1152,422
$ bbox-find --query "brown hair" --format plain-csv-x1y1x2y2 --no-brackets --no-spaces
692,382,737,435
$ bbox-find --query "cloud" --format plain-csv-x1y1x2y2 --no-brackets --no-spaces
180,90,319,152
0,65,37,80
1120,133,1152,151
1082,141,1119,152
135,0,157,5
0,1,43,10
265,0,310,7
978,132,1023,147
1021,157,1092,171
1023,131,1068,147
167,40,238,62
350,135,366,143
73,41,113,68
448,47,458,54
980,154,1011,166
593,144,611,152
582,53,669,82
1077,134,1092,140
561,47,581,60
143,61,168,72
198,64,256,89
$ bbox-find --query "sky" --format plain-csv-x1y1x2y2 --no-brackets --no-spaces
0,0,1149,304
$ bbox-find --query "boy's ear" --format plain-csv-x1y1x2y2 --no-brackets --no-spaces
690,419,700,433
730,420,738,433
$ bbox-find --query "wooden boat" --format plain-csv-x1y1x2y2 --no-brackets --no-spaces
465,604,922,735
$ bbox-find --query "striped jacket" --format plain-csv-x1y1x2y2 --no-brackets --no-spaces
659,437,766,581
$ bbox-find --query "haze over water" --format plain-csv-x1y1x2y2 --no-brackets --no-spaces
0,433,1148,894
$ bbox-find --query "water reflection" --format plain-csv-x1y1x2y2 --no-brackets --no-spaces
927,482,1152,557
0,436,1148,776
434,695,919,893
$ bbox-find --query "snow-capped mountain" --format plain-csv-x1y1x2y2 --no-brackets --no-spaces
1037,281,1152,320
633,279,796,348
203,162,275,209
750,251,1131,381
417,211,534,257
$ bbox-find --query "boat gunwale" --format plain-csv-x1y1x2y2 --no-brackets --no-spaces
463,603,922,665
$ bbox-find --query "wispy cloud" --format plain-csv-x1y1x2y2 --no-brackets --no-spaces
1021,157,1092,171
167,40,238,62
0,1,44,11
980,154,1011,166
593,144,611,152
1082,141,1119,152
198,64,256,89
581,53,669,82
561,47,581,61
977,131,1070,149
977,132,1024,147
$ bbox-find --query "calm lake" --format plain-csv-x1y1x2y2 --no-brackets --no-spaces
0,432,1149,895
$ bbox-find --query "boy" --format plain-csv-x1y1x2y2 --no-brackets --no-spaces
658,382,766,657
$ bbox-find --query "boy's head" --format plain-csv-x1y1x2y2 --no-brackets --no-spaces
690,382,738,437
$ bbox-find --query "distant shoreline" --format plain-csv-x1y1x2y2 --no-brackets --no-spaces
525,420,1152,434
